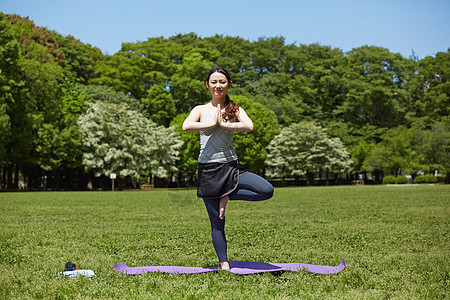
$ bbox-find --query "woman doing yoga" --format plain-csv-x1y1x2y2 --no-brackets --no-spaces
182,67,274,270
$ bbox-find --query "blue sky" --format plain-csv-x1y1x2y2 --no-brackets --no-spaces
2,0,449,59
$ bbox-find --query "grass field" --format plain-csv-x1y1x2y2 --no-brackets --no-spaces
0,185,449,299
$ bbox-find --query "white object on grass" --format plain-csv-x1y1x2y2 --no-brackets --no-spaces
58,269,96,278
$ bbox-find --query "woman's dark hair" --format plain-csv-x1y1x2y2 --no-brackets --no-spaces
206,67,232,86
206,67,239,122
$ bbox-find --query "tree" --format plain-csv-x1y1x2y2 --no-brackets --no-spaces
244,44,345,126
266,122,352,185
325,120,385,178
203,35,253,86
349,140,376,177
362,125,438,179
170,52,212,113
7,14,65,64
5,14,68,188
286,44,346,121
0,13,21,167
251,37,285,78
406,50,449,125
78,101,182,180
33,87,88,172
428,120,450,182
53,32,102,84
91,37,184,99
244,72,293,124
0,103,9,166
77,84,144,112
142,84,176,126
336,46,412,128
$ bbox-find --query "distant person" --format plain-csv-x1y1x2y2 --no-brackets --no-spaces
182,67,274,270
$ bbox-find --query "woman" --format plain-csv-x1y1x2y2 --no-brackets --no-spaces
182,67,274,270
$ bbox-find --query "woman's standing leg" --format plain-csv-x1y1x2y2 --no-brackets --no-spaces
203,198,228,264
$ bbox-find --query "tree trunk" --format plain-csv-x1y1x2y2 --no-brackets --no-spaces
1,167,6,189
7,165,13,189
13,164,19,189
306,172,315,186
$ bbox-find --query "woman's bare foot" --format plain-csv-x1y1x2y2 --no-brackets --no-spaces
219,195,229,219
220,261,230,271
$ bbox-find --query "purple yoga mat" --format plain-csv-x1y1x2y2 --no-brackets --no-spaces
114,260,346,275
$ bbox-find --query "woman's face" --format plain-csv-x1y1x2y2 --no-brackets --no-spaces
206,72,231,98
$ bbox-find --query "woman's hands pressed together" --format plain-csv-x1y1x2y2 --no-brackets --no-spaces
183,103,252,132
215,104,253,132
214,104,223,127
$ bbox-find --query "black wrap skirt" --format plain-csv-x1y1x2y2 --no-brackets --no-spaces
197,161,247,199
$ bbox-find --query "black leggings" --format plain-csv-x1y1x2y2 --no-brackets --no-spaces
203,171,274,262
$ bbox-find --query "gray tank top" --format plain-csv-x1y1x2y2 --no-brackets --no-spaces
198,103,238,163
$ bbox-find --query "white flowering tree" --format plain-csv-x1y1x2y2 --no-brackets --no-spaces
266,122,352,185
77,101,182,180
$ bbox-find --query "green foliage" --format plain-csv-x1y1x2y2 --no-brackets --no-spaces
92,37,183,100
425,174,434,184
349,141,376,174
78,101,182,178
427,120,450,174
0,103,9,164
413,175,425,184
382,175,397,184
246,72,295,124
170,52,212,113
406,50,449,124
7,14,65,64
3,14,72,175
251,37,286,77
52,32,101,84
34,87,88,170
142,84,176,126
77,84,144,112
336,46,412,128
266,122,352,180
396,175,409,184
246,44,346,126
414,174,437,184
363,124,448,176
0,13,21,164
202,35,252,84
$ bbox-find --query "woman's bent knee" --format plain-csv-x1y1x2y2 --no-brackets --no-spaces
261,186,274,200
258,178,274,200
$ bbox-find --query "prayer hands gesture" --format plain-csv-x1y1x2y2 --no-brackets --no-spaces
182,103,252,132
214,104,241,129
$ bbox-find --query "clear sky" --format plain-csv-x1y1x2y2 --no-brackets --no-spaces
2,0,449,59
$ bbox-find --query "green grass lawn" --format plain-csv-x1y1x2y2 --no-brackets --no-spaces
0,185,449,299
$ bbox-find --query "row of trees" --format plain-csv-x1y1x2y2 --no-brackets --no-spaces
0,13,448,189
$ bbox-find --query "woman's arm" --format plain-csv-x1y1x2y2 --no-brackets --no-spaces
219,107,254,132
182,105,218,132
